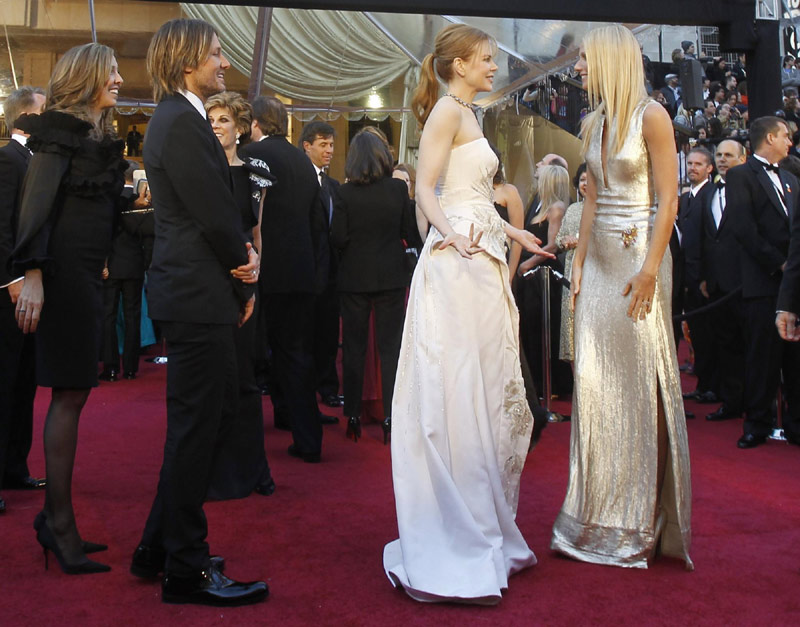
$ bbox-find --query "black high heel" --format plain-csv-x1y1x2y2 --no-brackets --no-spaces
34,511,107,554
35,514,111,574
381,417,391,445
346,417,361,443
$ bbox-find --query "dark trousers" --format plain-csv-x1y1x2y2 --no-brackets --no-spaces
340,289,406,418
264,292,322,455
709,290,745,413
742,297,800,439
102,277,143,374
0,298,36,487
140,321,238,575
685,286,717,393
314,281,340,398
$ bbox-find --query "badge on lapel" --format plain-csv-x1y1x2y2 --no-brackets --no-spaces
786,183,792,193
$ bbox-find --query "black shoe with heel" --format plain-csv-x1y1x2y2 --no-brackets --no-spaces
34,513,110,574
34,511,107,554
346,417,361,443
382,417,391,445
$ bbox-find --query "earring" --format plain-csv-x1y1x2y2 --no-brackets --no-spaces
236,132,241,145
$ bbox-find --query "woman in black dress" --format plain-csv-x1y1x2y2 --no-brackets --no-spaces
12,43,126,574
330,129,419,444
204,91,276,499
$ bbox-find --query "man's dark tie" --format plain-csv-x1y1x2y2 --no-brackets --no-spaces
716,179,725,190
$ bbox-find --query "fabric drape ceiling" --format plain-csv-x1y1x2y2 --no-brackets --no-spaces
181,4,413,102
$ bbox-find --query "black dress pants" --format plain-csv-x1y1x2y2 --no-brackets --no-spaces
742,297,800,439
102,277,143,374
140,321,238,575
314,281,340,398
685,286,717,394
265,292,322,455
340,289,406,418
0,297,36,487
709,290,745,413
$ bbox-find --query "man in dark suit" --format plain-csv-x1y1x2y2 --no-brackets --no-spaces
660,74,682,118
100,162,151,381
240,97,326,462
130,19,267,606
300,121,343,410
725,116,800,448
679,147,718,403
0,86,47,514
702,139,748,421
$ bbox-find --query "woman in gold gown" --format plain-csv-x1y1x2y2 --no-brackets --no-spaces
550,24,692,569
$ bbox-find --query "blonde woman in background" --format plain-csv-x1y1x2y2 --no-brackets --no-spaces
551,24,692,570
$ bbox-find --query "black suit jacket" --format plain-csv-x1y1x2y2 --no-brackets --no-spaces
0,139,31,304
726,156,797,300
678,180,715,288
700,178,742,294
777,187,800,313
239,135,322,294
330,176,418,293
144,94,251,324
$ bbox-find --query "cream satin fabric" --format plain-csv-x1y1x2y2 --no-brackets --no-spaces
384,138,536,604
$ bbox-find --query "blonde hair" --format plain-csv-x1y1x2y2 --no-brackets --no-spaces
412,24,496,127
204,91,253,138
147,19,217,103
535,165,570,222
47,43,117,138
580,25,647,157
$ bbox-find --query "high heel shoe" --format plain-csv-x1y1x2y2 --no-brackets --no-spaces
35,515,111,574
346,417,361,443
34,511,107,554
381,417,391,445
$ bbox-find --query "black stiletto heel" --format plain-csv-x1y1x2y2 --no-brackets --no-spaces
346,417,361,443
35,511,107,553
35,513,111,574
382,417,391,445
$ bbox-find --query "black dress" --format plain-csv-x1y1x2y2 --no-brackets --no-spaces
10,111,125,388
207,159,276,500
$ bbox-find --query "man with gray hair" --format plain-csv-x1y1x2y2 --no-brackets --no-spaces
0,86,46,514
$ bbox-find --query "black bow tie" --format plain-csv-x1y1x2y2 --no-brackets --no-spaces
763,162,781,173
716,179,725,190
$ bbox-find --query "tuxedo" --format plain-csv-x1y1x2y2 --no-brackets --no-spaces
725,156,800,440
0,137,36,489
777,186,800,314
138,93,254,576
330,177,418,418
679,180,717,394
239,135,324,455
699,175,745,413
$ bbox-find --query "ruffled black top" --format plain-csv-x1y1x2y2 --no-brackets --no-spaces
230,156,277,232
9,110,126,275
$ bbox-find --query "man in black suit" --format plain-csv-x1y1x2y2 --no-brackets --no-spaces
679,147,718,403
130,19,267,606
726,116,800,448
660,74,682,118
702,139,748,421
100,162,151,381
240,97,326,462
0,86,47,514
300,121,343,410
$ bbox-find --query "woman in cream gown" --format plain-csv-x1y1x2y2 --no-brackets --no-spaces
551,24,692,570
383,24,552,604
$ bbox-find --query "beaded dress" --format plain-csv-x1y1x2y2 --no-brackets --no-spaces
550,100,693,569
383,137,536,604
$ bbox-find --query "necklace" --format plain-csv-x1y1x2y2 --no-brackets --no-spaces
445,93,477,113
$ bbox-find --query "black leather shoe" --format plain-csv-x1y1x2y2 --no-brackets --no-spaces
0,496,5,513
737,433,767,449
131,544,225,578
123,371,137,380
684,408,695,419
98,369,118,382
3,475,46,489
696,390,720,404
254,477,276,496
321,394,343,407
287,444,321,463
162,566,268,606
706,406,741,421
319,412,339,425
682,390,700,401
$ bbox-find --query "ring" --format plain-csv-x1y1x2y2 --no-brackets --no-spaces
18,309,26,313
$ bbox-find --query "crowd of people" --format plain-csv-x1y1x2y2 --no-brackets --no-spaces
1,16,799,610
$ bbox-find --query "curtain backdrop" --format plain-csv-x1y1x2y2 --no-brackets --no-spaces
181,4,413,102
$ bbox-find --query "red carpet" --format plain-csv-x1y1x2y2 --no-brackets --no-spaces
2,348,799,626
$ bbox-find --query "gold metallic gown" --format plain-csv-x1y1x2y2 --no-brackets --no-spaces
551,100,693,569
